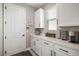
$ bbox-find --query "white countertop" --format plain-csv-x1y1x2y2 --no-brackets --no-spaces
31,34,79,51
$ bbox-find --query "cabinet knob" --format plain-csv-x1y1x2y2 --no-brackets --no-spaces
22,34,25,37
51,50,52,56
54,51,56,56
44,42,48,45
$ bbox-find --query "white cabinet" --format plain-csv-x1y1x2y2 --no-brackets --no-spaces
31,36,42,56
54,50,68,56
57,3,79,26
54,44,79,56
31,36,36,52
54,44,69,56
31,35,79,56
41,40,54,56
68,50,79,56
35,8,44,28
35,38,42,56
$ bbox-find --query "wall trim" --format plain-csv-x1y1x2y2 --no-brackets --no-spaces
24,47,31,51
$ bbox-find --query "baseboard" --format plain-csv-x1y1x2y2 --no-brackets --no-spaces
24,47,31,51
29,47,38,56
24,47,37,56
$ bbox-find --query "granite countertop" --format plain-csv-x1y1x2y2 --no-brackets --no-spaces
31,34,79,51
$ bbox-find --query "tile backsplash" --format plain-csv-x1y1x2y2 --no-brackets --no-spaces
59,26,79,31
34,28,45,35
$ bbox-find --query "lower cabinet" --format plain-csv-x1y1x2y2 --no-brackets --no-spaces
41,40,53,56
31,36,42,56
31,35,79,56
35,38,42,56
54,44,79,56
31,36,36,52
54,44,69,56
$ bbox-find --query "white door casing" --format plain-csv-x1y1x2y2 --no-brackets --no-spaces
4,4,26,56
0,3,3,56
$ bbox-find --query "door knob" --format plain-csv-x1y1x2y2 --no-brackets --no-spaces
22,34,25,37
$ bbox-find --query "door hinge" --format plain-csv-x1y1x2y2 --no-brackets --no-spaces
5,36,6,39
5,51,7,54
5,21,7,24
5,6,7,10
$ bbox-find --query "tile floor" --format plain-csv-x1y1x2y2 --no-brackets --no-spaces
12,50,33,56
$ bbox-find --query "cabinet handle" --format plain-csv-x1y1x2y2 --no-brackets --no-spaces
44,42,48,45
22,34,25,37
59,48,69,53
54,51,56,56
39,24,40,27
51,50,52,56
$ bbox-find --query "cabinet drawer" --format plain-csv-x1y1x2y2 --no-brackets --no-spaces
68,49,79,56
54,44,69,55
42,40,52,46
54,44,79,56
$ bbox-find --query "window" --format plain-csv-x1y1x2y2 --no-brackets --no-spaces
48,18,57,30
46,4,57,31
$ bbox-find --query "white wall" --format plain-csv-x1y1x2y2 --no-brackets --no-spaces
16,3,35,48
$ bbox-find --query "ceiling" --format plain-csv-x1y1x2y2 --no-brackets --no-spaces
26,3,46,9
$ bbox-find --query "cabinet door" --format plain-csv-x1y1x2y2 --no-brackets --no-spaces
31,37,42,56
55,50,68,56
35,10,40,28
42,40,52,56
40,8,44,28
35,38,42,56
54,44,69,56
68,49,79,56
57,3,79,26
31,37,36,51
35,8,44,28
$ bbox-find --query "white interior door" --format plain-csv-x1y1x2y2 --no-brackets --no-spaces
4,4,26,56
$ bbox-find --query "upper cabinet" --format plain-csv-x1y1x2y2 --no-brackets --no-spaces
35,8,44,28
57,3,79,27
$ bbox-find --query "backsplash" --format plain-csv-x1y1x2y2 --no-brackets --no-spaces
59,26,79,31
34,28,45,36
57,26,79,39
45,33,56,38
